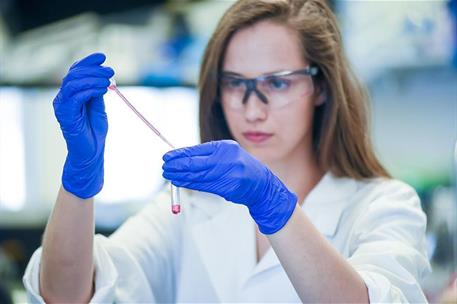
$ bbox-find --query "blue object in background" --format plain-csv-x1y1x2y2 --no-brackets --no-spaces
142,12,198,86
449,0,457,68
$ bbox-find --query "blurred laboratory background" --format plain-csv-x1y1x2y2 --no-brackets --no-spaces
0,0,456,302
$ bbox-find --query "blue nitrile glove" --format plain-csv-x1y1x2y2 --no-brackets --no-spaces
162,140,298,234
53,53,114,199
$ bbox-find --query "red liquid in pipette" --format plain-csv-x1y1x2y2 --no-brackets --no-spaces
108,81,182,215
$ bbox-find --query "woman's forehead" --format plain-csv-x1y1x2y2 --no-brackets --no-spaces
222,20,307,77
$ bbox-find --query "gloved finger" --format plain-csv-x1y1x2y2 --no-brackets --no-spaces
163,141,218,162
169,179,212,193
163,169,221,183
64,66,114,83
72,88,108,106
87,96,106,115
62,77,110,98
69,53,106,70
162,155,212,172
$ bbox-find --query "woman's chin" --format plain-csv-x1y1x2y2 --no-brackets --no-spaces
247,146,283,164
236,137,284,163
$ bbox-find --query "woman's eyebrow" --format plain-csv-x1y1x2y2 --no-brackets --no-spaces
221,69,298,78
221,70,244,77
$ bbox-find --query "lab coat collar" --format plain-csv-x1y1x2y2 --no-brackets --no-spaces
188,171,358,299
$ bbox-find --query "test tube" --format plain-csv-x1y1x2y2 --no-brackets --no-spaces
171,183,181,214
108,79,181,215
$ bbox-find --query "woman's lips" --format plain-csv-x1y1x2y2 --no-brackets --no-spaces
242,131,273,143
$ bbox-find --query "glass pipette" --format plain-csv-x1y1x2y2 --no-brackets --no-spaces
108,79,181,214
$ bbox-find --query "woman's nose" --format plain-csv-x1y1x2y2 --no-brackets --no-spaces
243,92,268,122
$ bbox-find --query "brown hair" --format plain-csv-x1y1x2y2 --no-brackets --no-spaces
198,0,390,180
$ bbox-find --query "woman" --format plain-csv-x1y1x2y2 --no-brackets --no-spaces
24,0,430,302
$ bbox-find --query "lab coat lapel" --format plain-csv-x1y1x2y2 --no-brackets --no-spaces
251,245,279,276
189,192,256,302
252,172,358,276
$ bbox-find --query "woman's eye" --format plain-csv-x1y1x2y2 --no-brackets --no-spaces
223,78,244,89
266,77,290,90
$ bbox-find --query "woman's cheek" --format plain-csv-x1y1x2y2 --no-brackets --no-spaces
277,106,313,148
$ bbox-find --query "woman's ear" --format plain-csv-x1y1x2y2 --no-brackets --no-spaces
314,83,327,106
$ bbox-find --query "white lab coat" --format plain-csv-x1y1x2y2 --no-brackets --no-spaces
23,172,431,303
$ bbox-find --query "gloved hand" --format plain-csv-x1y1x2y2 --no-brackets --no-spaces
53,53,114,199
162,140,297,234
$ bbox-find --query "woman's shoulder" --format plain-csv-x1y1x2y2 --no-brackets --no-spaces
310,172,419,207
352,175,420,206
314,173,423,227
326,174,427,250
343,175,424,229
